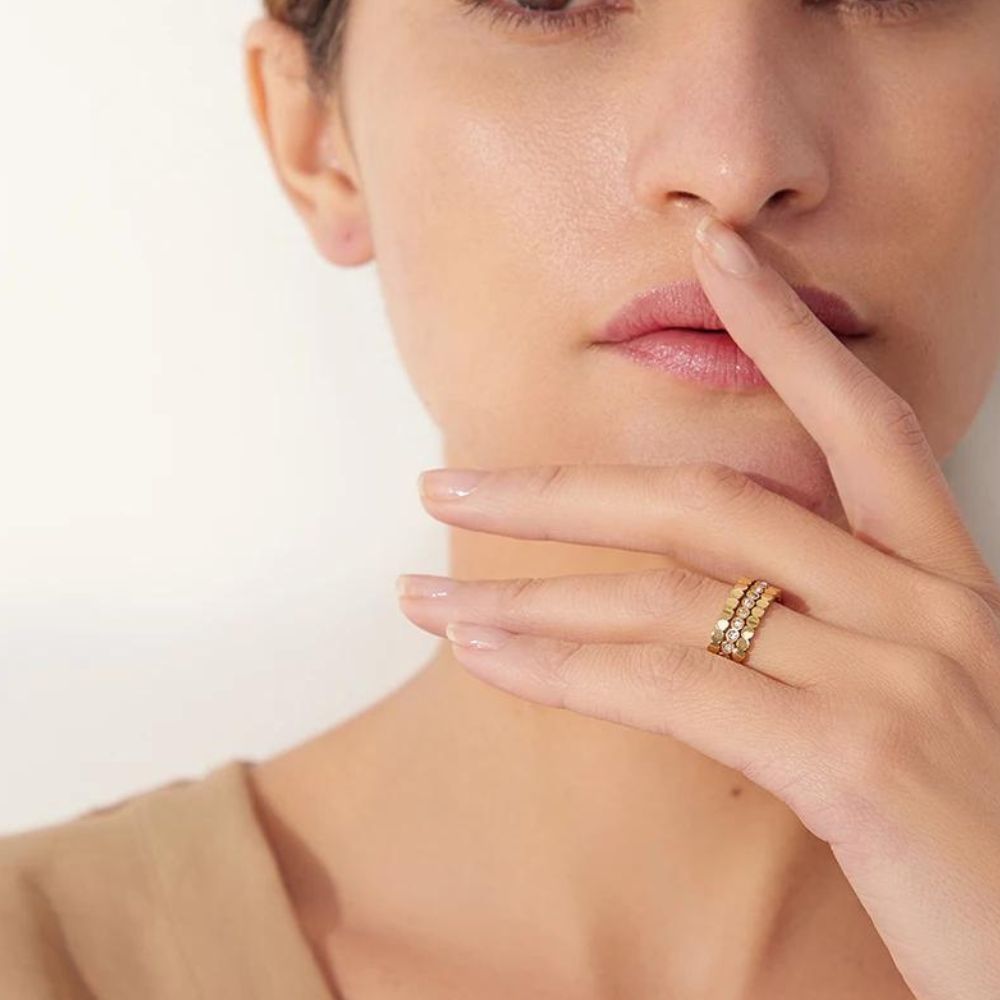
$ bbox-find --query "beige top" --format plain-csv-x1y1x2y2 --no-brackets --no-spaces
0,759,338,999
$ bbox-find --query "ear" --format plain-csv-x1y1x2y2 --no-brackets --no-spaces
242,16,372,267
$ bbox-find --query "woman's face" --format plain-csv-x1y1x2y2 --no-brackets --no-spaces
332,0,1000,515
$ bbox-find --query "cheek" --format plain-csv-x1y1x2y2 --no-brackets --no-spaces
849,39,1000,454
918,73,1000,447
351,29,630,435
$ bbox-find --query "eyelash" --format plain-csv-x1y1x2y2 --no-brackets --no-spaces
456,0,933,35
457,0,623,34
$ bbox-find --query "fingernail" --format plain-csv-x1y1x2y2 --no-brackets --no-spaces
396,573,458,599
418,468,485,500
445,621,513,650
695,216,760,277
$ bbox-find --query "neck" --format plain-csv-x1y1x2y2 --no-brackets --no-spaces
257,455,895,997
374,516,872,995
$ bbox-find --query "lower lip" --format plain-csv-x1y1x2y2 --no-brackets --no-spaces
597,328,772,391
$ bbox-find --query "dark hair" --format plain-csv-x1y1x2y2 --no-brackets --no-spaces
263,0,351,97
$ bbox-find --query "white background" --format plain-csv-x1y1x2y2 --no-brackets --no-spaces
1,1,998,834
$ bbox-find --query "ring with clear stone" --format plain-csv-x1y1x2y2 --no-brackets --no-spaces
707,576,782,664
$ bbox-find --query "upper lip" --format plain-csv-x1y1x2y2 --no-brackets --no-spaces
595,279,870,343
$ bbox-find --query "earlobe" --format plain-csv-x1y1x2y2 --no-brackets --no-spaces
314,220,371,267
242,15,373,268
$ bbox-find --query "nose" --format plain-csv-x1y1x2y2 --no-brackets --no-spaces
629,9,832,231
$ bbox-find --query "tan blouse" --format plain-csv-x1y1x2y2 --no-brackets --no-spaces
0,758,337,999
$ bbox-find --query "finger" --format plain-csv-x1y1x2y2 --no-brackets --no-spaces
691,214,996,599
398,565,883,689
442,625,825,804
417,462,979,664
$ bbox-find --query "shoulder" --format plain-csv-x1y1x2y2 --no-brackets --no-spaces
0,765,236,998
0,820,68,998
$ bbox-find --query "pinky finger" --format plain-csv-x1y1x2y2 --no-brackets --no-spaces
445,622,812,793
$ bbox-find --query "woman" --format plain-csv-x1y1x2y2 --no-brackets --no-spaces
2,0,1000,997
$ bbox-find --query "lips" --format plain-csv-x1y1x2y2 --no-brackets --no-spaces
596,280,870,344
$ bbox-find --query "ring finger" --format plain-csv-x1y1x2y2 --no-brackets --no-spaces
397,565,899,689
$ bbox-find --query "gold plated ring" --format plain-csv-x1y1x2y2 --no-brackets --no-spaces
707,577,782,664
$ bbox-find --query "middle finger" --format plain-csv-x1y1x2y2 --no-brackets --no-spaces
416,461,953,648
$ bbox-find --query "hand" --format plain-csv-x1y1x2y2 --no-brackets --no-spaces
395,215,1000,1000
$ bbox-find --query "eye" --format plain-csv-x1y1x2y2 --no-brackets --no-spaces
816,0,937,21
457,0,940,34
455,0,625,35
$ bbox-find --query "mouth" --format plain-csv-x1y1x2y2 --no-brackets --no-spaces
594,280,871,345
591,280,871,392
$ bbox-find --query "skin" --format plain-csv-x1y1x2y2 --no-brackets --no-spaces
241,2,1000,997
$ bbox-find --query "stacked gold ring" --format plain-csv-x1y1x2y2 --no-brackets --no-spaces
707,576,782,664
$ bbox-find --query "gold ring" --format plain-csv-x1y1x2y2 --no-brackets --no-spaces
707,577,782,664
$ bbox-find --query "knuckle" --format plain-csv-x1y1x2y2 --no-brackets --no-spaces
855,380,927,452
674,460,758,513
779,292,821,335
979,580,1000,618
638,642,705,699
564,642,680,729
910,576,999,673
879,395,927,451
500,575,545,615
929,579,999,641
599,644,666,725
527,463,574,501
545,638,590,687
906,648,995,742
630,565,704,622
890,646,969,716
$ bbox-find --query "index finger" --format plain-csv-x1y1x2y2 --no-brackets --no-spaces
691,214,996,598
